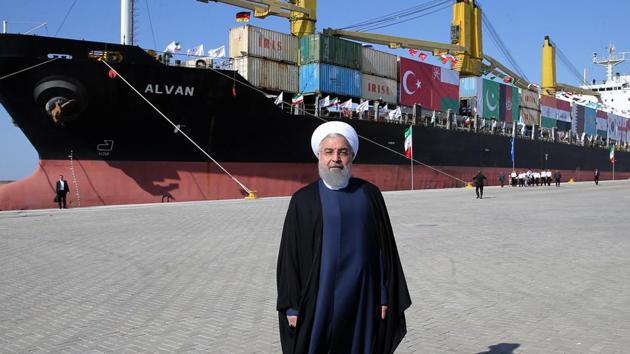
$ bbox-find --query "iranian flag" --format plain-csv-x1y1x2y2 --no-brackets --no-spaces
404,126,413,158
610,145,615,164
291,93,304,105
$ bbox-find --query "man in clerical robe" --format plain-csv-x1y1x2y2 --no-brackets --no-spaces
276,121,411,354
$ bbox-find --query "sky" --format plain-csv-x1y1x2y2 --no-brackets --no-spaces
1,0,629,180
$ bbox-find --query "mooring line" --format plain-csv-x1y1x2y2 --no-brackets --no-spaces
99,59,255,197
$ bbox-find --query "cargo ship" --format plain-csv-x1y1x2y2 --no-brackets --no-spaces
0,0,629,210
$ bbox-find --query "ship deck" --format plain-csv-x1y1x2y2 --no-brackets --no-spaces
1,180,630,353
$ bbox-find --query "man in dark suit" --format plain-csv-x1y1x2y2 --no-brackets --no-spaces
56,175,70,209
473,170,487,199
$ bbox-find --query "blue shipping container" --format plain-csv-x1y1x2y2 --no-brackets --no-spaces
299,63,362,97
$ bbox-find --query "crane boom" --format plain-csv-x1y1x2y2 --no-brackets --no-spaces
196,0,316,36
482,54,535,91
323,28,463,54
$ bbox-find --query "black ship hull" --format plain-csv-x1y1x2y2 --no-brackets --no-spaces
0,34,628,210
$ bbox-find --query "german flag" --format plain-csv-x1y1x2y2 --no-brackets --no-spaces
236,11,250,23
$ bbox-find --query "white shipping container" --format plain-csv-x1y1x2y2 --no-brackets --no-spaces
361,47,398,80
233,56,298,93
229,25,299,64
361,73,398,104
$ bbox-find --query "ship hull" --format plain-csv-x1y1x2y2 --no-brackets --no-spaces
1,33,629,210
1,159,629,210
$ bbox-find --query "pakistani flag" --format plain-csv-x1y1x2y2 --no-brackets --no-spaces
404,126,413,158
479,79,500,119
610,145,615,164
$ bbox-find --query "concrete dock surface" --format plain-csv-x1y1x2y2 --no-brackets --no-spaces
1,180,630,353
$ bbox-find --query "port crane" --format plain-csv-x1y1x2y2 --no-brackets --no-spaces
194,0,598,98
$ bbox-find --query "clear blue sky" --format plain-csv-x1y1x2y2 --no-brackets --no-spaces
1,0,629,180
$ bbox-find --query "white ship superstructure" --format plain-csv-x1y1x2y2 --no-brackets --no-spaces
582,45,630,115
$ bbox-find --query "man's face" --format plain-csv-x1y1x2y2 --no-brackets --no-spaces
59,175,63,180
318,135,352,171
317,134,353,189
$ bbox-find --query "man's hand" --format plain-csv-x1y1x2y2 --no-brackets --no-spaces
287,315,298,328
381,305,388,320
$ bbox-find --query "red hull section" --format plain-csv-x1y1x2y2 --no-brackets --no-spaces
1,160,628,210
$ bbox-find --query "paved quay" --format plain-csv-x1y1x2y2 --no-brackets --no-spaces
1,180,630,353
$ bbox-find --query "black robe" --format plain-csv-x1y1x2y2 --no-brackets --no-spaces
277,178,411,354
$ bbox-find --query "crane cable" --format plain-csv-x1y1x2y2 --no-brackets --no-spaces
340,0,452,33
550,39,592,89
481,12,529,82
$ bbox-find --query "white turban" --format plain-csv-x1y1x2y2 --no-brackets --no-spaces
311,121,359,160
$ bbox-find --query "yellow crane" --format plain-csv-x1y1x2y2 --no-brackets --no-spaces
541,36,599,98
196,0,316,36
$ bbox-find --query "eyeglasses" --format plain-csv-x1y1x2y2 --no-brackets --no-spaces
320,148,351,158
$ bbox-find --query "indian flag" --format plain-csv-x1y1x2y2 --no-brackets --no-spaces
291,93,304,105
404,126,413,158
610,145,615,164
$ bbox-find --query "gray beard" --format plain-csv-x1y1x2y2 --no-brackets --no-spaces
319,162,352,189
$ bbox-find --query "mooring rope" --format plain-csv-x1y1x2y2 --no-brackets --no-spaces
205,62,468,186
99,59,255,197
0,57,59,81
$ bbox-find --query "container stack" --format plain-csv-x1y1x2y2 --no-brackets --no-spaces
360,47,398,104
229,25,299,93
299,34,362,97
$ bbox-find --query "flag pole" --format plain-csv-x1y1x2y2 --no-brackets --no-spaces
410,124,414,190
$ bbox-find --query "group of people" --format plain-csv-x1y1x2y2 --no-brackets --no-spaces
508,170,562,187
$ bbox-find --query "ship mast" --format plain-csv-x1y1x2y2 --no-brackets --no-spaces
120,0,134,45
593,44,629,82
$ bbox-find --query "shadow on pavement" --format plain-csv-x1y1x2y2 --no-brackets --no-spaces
477,342,520,354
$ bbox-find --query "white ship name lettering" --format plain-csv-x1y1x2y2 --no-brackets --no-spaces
144,84,194,96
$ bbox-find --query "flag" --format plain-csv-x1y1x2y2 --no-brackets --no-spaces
291,93,304,105
439,53,449,64
510,137,515,162
388,106,402,120
339,99,353,110
408,49,418,57
449,55,458,65
404,126,413,158
610,145,615,164
207,45,226,59
356,100,369,113
186,44,204,56
274,92,283,106
236,11,250,22
418,52,427,61
164,41,181,53
319,95,330,108
329,97,339,106
399,57,460,112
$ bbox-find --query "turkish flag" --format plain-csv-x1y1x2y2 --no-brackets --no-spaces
399,57,459,111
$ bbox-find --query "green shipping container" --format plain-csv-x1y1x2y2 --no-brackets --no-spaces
299,34,362,70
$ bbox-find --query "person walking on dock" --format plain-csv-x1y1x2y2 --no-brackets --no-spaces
594,169,600,185
277,121,411,354
55,175,70,209
554,170,562,187
473,170,487,199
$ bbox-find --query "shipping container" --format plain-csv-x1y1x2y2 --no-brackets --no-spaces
229,25,299,64
361,47,398,80
361,73,397,104
233,56,298,93
299,63,361,97
299,34,362,70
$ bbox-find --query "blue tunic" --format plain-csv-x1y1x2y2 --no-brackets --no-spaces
307,179,386,354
